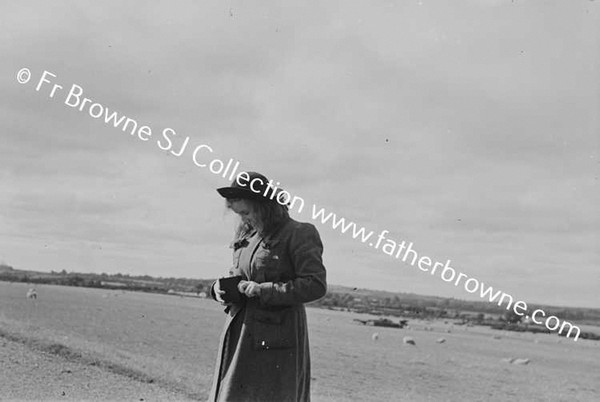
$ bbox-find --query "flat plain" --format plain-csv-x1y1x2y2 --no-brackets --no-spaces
0,281,598,401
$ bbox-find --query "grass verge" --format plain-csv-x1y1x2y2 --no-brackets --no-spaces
0,327,202,400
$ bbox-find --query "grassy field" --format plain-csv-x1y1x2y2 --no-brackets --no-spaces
1,281,599,401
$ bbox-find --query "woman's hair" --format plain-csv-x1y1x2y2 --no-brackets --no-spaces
227,198,290,240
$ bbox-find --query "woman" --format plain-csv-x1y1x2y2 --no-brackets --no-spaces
208,171,327,402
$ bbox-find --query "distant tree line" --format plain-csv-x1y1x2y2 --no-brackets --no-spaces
0,269,213,296
1,266,598,326
309,288,600,325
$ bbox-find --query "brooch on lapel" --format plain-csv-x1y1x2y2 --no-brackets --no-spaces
230,238,249,251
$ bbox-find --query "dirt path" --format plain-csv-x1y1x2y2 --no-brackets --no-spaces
0,338,195,401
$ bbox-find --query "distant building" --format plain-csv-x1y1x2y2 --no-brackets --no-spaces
100,281,128,287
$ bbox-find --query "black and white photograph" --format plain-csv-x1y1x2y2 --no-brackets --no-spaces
1,1,599,401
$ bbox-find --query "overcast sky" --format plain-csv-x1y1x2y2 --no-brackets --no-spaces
1,0,598,308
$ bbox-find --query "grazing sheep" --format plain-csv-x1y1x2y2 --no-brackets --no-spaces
501,357,531,365
436,337,446,344
26,288,37,299
403,336,416,346
371,332,379,341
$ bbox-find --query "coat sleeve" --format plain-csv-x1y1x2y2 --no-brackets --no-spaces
258,223,327,306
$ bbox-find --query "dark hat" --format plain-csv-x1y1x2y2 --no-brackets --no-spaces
217,171,275,202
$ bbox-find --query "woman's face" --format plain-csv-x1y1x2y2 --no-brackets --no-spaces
229,199,262,231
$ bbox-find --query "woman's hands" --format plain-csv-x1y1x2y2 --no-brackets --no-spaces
238,280,262,298
214,279,261,302
213,279,229,304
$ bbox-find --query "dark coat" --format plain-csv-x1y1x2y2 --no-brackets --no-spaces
208,218,327,402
